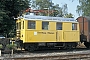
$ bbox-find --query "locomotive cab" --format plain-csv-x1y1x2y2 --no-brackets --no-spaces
15,14,80,51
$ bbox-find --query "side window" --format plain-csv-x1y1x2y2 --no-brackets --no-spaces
72,23,77,30
28,21,35,29
19,22,21,29
56,22,62,30
23,21,24,29
42,21,49,30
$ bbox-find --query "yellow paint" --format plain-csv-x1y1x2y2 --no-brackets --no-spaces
16,19,21,23
20,30,25,42
63,23,72,31
16,19,80,43
49,22,56,30
25,30,56,42
56,30,63,42
63,31,79,42
36,20,42,30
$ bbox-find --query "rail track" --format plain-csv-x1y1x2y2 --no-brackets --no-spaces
3,53,90,60
1,49,90,60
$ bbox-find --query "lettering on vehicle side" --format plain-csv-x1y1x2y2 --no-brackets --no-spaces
37,32,54,34
37,32,46,34
47,32,54,34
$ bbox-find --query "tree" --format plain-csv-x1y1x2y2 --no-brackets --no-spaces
62,4,68,16
0,0,30,37
76,0,90,16
32,0,53,10
64,13,74,18
32,0,55,16
31,0,69,17
51,4,63,17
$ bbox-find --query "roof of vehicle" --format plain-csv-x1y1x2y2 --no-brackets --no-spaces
23,15,77,22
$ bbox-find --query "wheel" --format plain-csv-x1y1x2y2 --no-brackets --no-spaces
24,43,38,52
61,43,68,49
72,43,78,48
62,46,67,49
27,44,36,51
84,44,90,48
64,43,74,49
84,42,90,49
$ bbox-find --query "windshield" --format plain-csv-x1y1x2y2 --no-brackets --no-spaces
16,22,21,30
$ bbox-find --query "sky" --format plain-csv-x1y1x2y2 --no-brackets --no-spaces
52,0,79,19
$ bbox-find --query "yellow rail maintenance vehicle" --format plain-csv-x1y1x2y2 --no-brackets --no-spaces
16,13,80,51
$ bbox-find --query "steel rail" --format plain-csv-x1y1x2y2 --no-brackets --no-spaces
4,53,90,60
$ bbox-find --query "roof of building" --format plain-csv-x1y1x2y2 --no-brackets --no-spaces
77,16,90,21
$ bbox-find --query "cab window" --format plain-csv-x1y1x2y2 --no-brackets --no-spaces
56,22,62,30
28,21,35,29
16,22,21,29
72,23,77,30
16,23,18,29
42,21,49,30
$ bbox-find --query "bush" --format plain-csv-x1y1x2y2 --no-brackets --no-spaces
6,44,17,50
0,44,2,49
